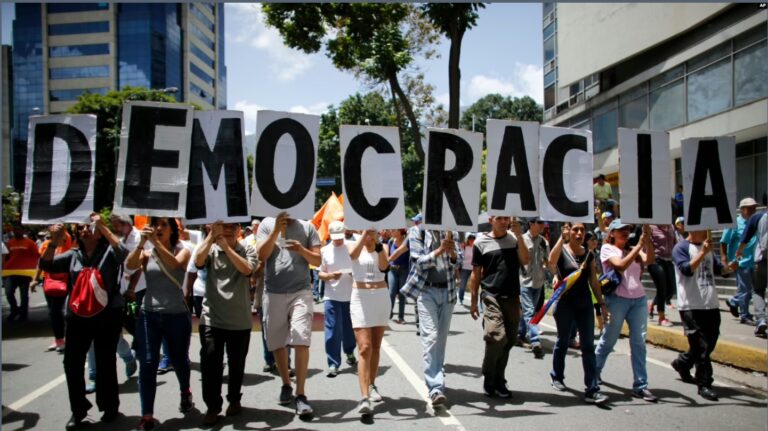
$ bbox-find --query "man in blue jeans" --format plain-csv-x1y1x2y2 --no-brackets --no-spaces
518,218,550,358
721,197,758,324
401,226,462,407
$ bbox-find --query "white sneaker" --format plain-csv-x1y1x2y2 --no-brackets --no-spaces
357,397,372,415
368,384,383,402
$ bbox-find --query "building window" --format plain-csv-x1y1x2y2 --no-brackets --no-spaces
544,36,555,63
48,3,108,13
190,82,214,105
734,40,768,106
544,69,556,87
48,21,109,36
190,44,215,69
190,24,215,51
50,66,110,80
543,22,555,40
49,43,109,57
544,84,555,110
619,95,648,129
649,79,684,131
190,4,215,32
593,107,618,153
687,57,731,122
50,88,109,101
190,63,215,87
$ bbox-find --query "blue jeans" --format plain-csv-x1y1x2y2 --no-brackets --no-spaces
135,310,192,415
730,267,754,319
595,295,648,390
518,286,543,345
551,303,599,395
458,269,472,304
417,287,454,396
87,334,134,379
388,266,408,320
324,300,356,368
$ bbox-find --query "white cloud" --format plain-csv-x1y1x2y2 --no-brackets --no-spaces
233,100,263,134
288,102,328,116
435,92,450,107
466,63,544,105
226,3,313,81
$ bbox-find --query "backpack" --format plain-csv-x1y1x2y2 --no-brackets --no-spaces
69,249,112,318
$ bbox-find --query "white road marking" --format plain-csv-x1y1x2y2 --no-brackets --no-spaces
381,338,466,430
4,373,66,415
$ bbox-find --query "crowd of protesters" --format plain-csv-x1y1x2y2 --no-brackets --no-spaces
2,187,766,427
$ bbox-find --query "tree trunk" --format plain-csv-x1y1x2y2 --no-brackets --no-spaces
448,23,464,129
389,80,404,147
390,74,424,161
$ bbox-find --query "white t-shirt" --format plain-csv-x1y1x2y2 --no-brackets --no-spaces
320,241,354,302
121,227,148,294
186,247,208,298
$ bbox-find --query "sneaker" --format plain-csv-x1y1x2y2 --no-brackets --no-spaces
585,391,608,404
201,408,220,426
755,320,767,337
65,414,86,431
494,383,512,398
46,342,58,352
551,377,566,392
531,343,544,359
356,397,372,415
295,395,313,419
226,401,242,416
631,388,658,403
125,356,138,379
671,359,695,384
327,366,338,378
157,356,173,375
56,342,66,354
346,353,357,366
658,318,673,327
263,363,277,373
483,380,496,397
648,299,655,318
698,386,719,401
430,391,447,406
279,384,294,405
740,314,755,325
179,391,194,413
136,416,157,430
85,380,96,394
368,384,383,402
727,299,739,318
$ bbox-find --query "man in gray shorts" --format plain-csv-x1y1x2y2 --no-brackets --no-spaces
256,212,321,419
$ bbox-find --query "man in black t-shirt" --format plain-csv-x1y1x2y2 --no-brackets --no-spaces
469,216,529,398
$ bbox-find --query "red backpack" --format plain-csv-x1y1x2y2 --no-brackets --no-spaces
69,249,112,318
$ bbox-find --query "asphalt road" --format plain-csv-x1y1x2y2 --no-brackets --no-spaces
2,298,766,431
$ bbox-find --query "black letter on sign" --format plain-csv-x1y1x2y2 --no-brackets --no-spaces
542,134,588,217
186,118,248,220
687,139,732,226
344,132,398,221
425,131,473,226
491,126,536,212
255,118,315,209
28,123,92,220
637,134,653,219
123,106,188,210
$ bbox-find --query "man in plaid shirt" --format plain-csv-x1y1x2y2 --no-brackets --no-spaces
400,225,462,407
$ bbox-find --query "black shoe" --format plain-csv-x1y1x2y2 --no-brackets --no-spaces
65,415,86,430
226,401,242,416
698,386,719,401
483,381,496,397
631,388,658,403
727,300,739,318
494,384,512,398
279,384,294,405
532,343,544,359
179,391,194,413
262,363,277,373
101,410,120,422
671,359,695,384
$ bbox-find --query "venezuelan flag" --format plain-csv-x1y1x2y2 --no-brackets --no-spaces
530,252,594,325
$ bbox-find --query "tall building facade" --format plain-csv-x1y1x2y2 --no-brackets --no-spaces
543,3,767,204
11,2,226,190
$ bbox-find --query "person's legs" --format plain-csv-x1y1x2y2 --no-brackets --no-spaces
573,306,598,395
396,267,408,320
17,277,30,320
45,294,67,341
63,315,95,418
5,276,22,319
753,260,767,329
693,310,720,389
354,328,372,398
257,306,275,367
595,295,630,374
661,259,677,305
224,329,251,405
626,297,649,391
736,267,754,320
527,287,543,345
164,313,193,395
369,326,386,386
387,270,399,319
288,291,313,396
495,296,520,388
340,301,357,356
550,305,575,383
92,308,123,414
324,299,343,369
199,324,225,412
417,287,452,396
136,311,163,416
459,269,471,305
481,295,505,388
647,263,666,317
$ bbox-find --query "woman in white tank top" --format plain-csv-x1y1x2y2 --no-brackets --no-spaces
347,229,390,416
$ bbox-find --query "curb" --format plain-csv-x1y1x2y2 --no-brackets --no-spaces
620,323,768,373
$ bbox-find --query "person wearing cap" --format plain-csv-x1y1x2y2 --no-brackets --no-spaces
593,174,618,216
401,217,462,407
736,205,768,337
721,197,759,324
674,217,686,243
518,218,550,358
256,212,321,419
318,221,357,378
593,211,613,250
647,223,677,327
594,220,658,402
671,228,725,401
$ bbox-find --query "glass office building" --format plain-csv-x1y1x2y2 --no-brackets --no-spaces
10,2,226,190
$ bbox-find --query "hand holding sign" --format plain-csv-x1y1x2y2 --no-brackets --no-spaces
140,226,157,246
561,224,571,243
284,239,302,252
49,223,66,245
510,218,523,238
439,234,456,258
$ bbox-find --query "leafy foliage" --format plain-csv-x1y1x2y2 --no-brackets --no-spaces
459,94,543,134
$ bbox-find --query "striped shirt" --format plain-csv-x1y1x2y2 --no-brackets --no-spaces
399,227,462,303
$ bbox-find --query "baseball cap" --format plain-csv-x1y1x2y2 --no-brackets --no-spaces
328,221,346,240
411,213,423,222
739,197,758,208
607,219,632,231
601,211,614,220
675,216,685,225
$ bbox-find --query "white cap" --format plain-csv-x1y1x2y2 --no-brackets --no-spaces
328,221,346,240
739,197,758,208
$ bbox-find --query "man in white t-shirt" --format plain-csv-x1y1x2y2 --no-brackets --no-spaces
318,221,357,377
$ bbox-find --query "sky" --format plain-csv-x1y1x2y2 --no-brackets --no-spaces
1,3,544,135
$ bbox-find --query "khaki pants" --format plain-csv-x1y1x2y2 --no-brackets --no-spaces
481,294,520,387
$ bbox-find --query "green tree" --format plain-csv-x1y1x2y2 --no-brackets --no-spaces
459,94,542,134
262,3,438,161
421,3,485,129
67,87,190,211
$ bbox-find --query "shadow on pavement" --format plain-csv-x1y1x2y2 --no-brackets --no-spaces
1,409,40,431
